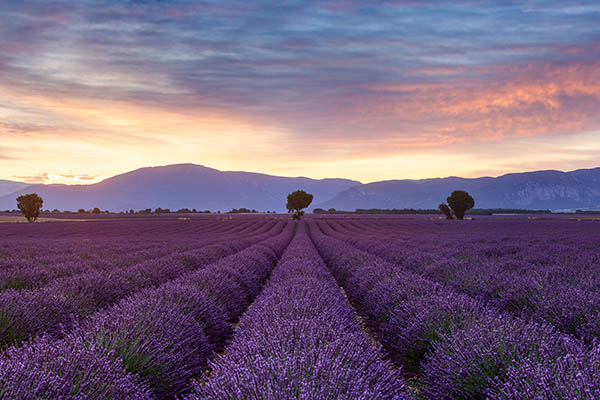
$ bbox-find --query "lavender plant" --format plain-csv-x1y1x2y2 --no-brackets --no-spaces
188,224,412,399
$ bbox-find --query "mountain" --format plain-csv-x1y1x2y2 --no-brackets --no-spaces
0,164,360,212
316,168,600,211
2,164,600,212
0,180,29,197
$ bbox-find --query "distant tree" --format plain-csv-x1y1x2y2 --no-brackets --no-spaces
226,207,260,214
16,193,43,222
286,190,313,220
313,208,326,214
447,190,475,220
176,208,192,213
328,208,337,213
439,203,453,219
77,209,87,214
92,207,101,214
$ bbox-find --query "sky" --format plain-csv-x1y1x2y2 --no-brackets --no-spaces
1,0,599,185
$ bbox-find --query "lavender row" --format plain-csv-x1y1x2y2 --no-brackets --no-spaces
325,219,600,343
0,216,253,273
328,219,600,398
0,215,228,241
186,222,411,400
309,221,600,399
0,220,279,349
0,218,258,291
0,222,294,399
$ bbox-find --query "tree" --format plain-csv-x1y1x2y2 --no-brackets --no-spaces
92,207,101,214
447,190,475,220
439,203,453,219
16,193,43,222
286,190,313,220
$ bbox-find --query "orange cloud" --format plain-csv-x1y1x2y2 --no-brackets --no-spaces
13,173,104,184
361,60,600,142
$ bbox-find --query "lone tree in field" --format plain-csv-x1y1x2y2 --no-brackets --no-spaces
16,193,44,222
439,203,453,219
286,190,313,220
446,190,475,220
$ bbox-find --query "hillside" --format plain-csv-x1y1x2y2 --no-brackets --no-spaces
0,164,360,212
316,168,600,211
0,180,29,197
2,165,600,212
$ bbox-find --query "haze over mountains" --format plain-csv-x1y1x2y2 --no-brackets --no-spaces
1,164,599,212
316,168,600,212
0,180,28,197
0,164,359,212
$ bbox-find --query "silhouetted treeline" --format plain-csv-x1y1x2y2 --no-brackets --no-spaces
133,208,212,214
227,208,258,214
313,208,553,215
467,208,552,215
313,208,441,214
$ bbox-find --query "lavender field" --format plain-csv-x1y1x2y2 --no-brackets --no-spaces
1,214,599,399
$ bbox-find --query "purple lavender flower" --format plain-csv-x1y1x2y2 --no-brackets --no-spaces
0,335,152,399
188,223,412,399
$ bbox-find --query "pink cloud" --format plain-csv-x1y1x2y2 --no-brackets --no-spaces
350,59,600,144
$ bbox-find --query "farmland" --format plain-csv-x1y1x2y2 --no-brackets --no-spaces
0,214,599,399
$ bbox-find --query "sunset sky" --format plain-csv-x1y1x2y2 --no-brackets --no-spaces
1,1,599,184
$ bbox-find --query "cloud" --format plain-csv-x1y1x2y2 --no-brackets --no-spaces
349,57,600,140
13,173,49,184
0,0,599,181
0,122,53,135
13,172,103,185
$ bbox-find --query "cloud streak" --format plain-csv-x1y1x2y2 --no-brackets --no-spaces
13,172,103,184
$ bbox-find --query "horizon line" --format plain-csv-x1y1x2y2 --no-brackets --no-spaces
3,162,600,187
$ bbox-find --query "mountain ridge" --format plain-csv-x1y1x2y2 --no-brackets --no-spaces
0,164,360,212
316,167,600,211
0,179,29,197
1,164,600,212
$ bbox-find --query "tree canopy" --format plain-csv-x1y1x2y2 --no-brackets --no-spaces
446,190,475,220
16,193,44,222
286,190,313,220
439,203,453,219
